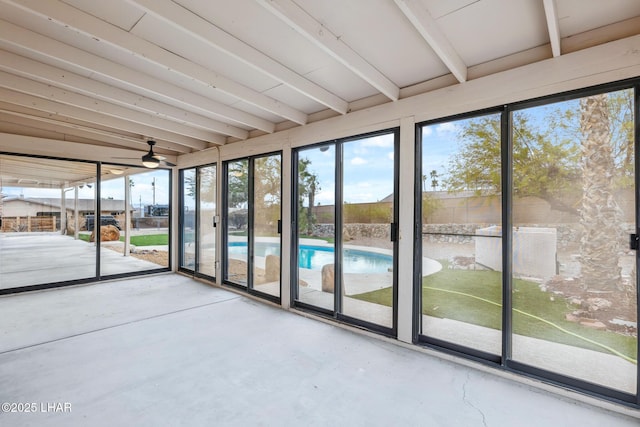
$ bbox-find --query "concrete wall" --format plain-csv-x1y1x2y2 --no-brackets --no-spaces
476,226,558,279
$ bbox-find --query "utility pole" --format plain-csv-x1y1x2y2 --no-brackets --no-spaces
152,177,156,207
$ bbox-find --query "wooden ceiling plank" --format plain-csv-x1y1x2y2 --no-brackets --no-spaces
257,0,400,101
0,87,209,150
0,51,246,140
4,0,308,124
0,20,276,133
129,0,348,115
0,110,187,153
0,132,178,165
393,0,467,83
0,71,223,146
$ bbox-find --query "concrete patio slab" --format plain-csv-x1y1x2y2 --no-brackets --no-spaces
0,275,638,426
0,233,165,290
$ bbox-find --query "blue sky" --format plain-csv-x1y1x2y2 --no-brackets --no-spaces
421,120,465,191
299,133,395,205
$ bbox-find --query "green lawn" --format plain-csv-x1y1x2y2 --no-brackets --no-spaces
124,234,168,246
353,261,637,363
78,233,168,246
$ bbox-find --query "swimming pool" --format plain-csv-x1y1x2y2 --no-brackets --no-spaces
227,242,393,274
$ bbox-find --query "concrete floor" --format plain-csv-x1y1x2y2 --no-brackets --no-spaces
0,233,165,289
0,274,638,426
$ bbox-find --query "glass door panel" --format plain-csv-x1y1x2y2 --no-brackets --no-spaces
100,169,170,276
252,155,281,297
295,145,336,311
340,133,396,328
180,168,196,271
0,155,97,289
511,90,637,394
198,165,216,278
225,159,249,286
419,114,503,356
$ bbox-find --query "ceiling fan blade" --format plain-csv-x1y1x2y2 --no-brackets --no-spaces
161,160,176,167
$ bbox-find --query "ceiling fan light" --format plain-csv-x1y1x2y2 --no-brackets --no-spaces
142,158,160,168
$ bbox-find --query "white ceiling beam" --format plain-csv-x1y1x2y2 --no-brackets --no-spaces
257,0,400,101
4,0,308,125
0,22,275,134
128,0,349,115
0,71,223,146
0,87,209,150
0,109,183,153
543,0,562,57
0,51,247,140
393,0,467,83
0,132,177,165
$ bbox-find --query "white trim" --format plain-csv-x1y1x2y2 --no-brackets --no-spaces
397,115,415,343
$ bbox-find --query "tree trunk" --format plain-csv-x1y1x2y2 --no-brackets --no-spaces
579,94,623,292
307,181,315,235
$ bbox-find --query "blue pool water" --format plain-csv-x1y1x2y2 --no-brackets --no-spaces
228,242,392,274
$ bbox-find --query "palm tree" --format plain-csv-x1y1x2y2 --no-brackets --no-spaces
298,158,320,235
579,94,623,292
430,170,438,191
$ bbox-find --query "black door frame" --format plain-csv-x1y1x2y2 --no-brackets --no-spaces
221,152,282,304
414,78,640,407
178,163,217,281
291,127,400,338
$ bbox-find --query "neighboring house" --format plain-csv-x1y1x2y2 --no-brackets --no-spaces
1,196,134,231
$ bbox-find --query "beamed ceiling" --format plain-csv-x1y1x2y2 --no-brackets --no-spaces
1,0,640,163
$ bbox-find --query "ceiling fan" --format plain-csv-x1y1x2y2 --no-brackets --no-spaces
113,140,176,169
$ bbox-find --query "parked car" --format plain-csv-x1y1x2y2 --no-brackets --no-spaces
85,215,121,231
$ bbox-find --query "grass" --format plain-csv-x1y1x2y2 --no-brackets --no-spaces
124,234,168,246
353,261,637,363
77,233,168,246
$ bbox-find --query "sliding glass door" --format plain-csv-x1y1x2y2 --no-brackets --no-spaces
225,159,249,287
198,166,217,277
223,154,281,301
509,89,637,396
416,83,638,402
0,154,171,294
294,144,336,312
419,112,503,357
100,168,170,277
179,164,216,280
340,135,396,329
252,154,281,298
0,155,98,290
293,129,398,334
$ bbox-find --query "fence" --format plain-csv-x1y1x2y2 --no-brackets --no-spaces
1,216,56,232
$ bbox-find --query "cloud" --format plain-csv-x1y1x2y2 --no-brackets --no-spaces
437,122,458,134
315,189,335,205
361,135,394,148
350,157,367,165
387,151,394,161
